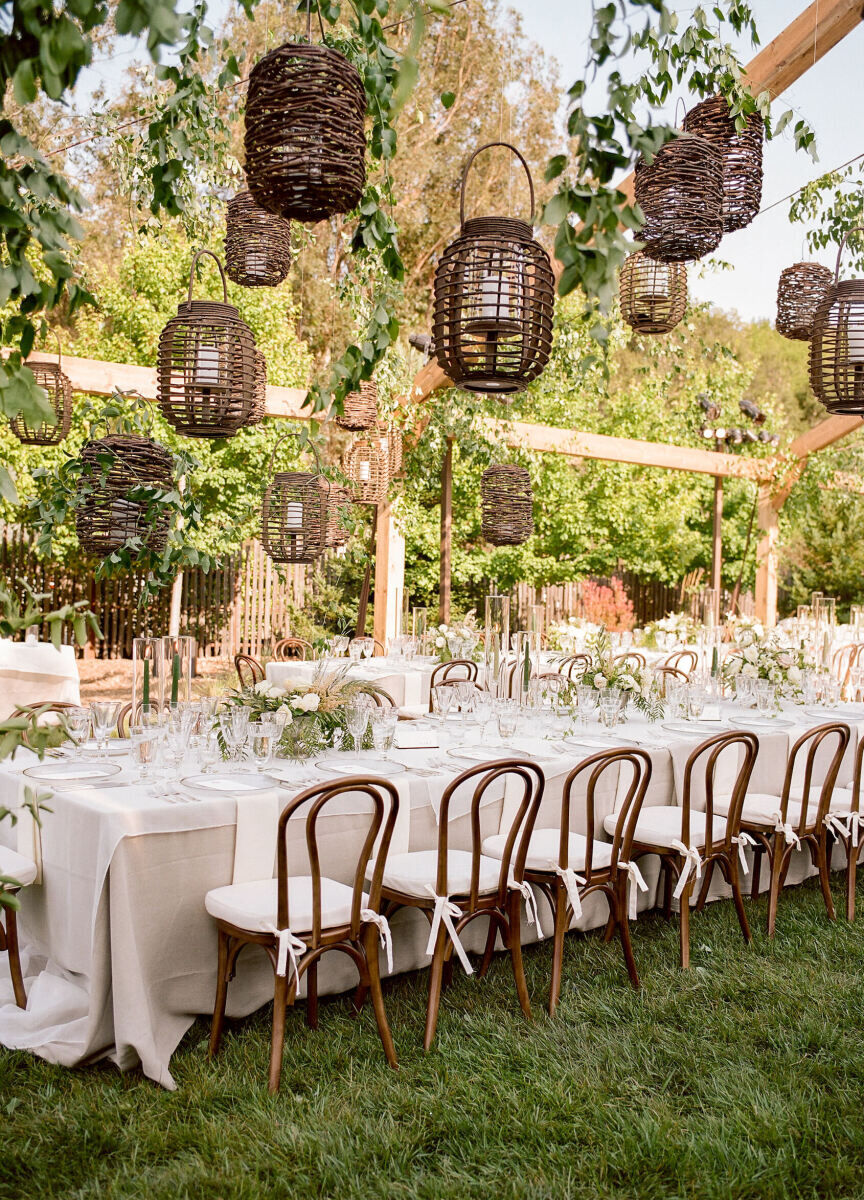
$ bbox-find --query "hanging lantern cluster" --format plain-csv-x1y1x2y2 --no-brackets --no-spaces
343,436,389,504
75,434,174,556
336,379,378,431
432,142,555,397
225,191,292,288
619,251,687,335
635,134,724,262
777,262,833,341
261,435,330,564
481,465,533,546
9,340,73,446
810,228,864,415
157,250,257,438
682,96,763,233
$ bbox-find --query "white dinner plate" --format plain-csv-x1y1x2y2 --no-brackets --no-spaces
662,721,728,737
180,772,279,794
563,734,617,751
447,745,516,764
509,738,566,762
805,706,864,722
315,758,405,777
80,738,132,756
730,715,795,730
23,760,122,782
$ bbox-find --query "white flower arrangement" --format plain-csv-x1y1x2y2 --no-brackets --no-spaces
575,631,663,718
547,617,601,654
641,611,695,649
725,613,765,647
721,636,806,697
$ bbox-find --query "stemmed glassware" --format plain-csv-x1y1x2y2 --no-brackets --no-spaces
598,688,621,729
755,680,775,717
219,708,250,764
129,724,158,780
90,701,121,759
433,684,455,726
369,709,398,760
495,698,518,745
64,706,91,753
576,684,598,726
346,699,372,752
248,721,276,772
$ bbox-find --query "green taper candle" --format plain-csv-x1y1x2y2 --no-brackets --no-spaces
171,650,180,704
143,658,150,707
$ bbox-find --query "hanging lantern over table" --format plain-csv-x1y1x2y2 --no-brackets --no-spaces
481,465,533,546
776,262,833,341
336,379,378,431
225,191,292,287
618,251,687,334
325,483,353,548
810,228,864,414
433,142,555,396
9,337,72,446
343,436,388,504
244,40,366,223
75,434,174,555
682,95,763,232
635,134,724,262
376,421,403,478
260,435,329,564
157,250,257,438
247,349,267,425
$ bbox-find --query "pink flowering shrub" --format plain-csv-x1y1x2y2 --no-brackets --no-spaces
580,577,635,632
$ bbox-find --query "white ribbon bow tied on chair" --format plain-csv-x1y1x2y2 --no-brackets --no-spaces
511,878,544,939
825,811,861,848
554,866,586,922
361,908,394,973
425,886,473,975
732,831,757,875
265,924,307,987
774,818,801,849
618,860,648,921
671,840,703,902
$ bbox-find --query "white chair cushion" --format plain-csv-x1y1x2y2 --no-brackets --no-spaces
381,849,501,898
715,791,828,830
205,876,361,935
0,846,37,889
603,804,727,849
827,787,855,814
481,828,613,872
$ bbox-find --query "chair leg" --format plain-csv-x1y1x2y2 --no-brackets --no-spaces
423,925,448,1052
364,926,398,1069
548,883,568,1017
507,893,532,1021
306,959,319,1029
208,929,230,1057
678,872,692,970
766,834,784,938
750,844,763,900
728,855,752,945
846,837,858,922
268,971,290,1094
816,830,837,922
477,914,498,978
615,883,640,990
662,860,674,919
5,906,26,1010
693,860,715,913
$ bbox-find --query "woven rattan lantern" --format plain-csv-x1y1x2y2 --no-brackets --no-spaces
225,191,292,287
635,134,724,262
157,250,257,438
777,262,833,341
376,421,403,477
261,435,329,564
325,483,353,548
619,251,687,334
9,339,72,446
244,40,366,223
336,379,378,431
682,96,763,233
75,434,174,555
481,465,533,546
810,229,864,414
344,436,388,504
433,142,555,396
247,349,267,425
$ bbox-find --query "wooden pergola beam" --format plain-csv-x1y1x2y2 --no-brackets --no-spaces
788,413,864,458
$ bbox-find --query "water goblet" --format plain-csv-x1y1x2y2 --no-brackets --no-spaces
348,639,362,663
598,695,619,729
495,699,518,745
130,724,157,780
370,709,398,760
249,721,275,772
686,685,705,721
90,700,121,759
755,680,775,717
64,706,91,753
824,678,841,708
433,684,455,726
576,684,598,726
346,700,371,752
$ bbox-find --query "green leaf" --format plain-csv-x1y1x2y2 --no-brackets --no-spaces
440,91,455,109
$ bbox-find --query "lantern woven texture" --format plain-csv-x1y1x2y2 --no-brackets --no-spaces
377,422,403,477
244,42,366,223
433,142,555,396
481,465,533,546
260,438,330,564
225,191,292,287
9,358,72,446
810,229,864,415
682,95,763,233
344,437,389,504
75,435,174,555
619,251,687,334
336,379,378,430
777,262,834,341
248,349,267,425
157,250,257,438
326,483,352,548
635,135,724,262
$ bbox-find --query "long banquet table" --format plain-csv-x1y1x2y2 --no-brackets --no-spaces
0,700,860,1089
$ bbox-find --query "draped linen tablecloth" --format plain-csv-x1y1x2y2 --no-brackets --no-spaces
0,641,80,720
265,658,435,714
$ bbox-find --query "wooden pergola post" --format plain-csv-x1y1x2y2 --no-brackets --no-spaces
755,486,780,626
439,437,454,624
372,498,405,649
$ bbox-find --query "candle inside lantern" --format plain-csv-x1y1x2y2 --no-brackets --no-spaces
194,342,221,387
845,321,864,364
284,501,303,531
359,461,371,483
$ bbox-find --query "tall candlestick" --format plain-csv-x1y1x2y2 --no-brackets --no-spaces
143,658,150,707
171,651,180,705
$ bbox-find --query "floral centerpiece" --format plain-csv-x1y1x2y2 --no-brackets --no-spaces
721,636,805,699
724,613,764,647
640,611,695,650
433,612,481,663
573,631,663,718
547,616,601,654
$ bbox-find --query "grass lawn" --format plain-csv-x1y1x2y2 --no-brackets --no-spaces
2,875,864,1200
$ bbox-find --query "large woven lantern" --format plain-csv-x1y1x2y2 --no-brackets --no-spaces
261,435,329,564
344,436,388,504
9,340,72,446
244,40,366,223
777,262,833,341
157,250,257,438
248,349,267,425
433,142,555,396
810,229,864,414
682,95,763,232
619,251,687,334
336,379,378,431
75,434,174,555
635,134,724,262
481,465,533,546
225,191,292,287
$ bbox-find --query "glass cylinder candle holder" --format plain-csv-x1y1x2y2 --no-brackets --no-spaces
528,603,546,648
162,635,194,707
133,637,165,717
483,594,510,700
412,606,428,654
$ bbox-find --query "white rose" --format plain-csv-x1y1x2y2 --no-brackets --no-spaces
278,703,294,725
743,645,759,664
269,685,285,698
619,673,638,691
741,663,758,678
438,624,447,633
787,665,801,683
435,636,445,648
296,692,320,712
594,674,607,690
777,652,793,669
727,657,741,675
254,680,273,696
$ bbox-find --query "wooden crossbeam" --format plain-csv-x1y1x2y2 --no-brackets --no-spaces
788,413,864,457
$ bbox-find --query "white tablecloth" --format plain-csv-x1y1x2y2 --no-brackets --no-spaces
265,657,436,713
0,641,80,720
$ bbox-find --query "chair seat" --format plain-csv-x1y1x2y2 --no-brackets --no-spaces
603,805,727,850
0,846,37,889
205,876,361,935
714,792,822,830
481,828,614,872
381,849,501,899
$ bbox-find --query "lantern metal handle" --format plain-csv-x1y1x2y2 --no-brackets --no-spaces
459,142,536,226
187,249,229,305
266,430,328,486
834,227,864,284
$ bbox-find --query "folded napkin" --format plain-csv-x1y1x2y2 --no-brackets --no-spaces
394,724,439,750
232,787,280,885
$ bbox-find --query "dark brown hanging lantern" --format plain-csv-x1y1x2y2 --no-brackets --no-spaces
75,434,174,555
157,250,257,438
635,134,724,262
326,483,352,548
336,379,378,431
481,465,533,546
433,142,555,396
261,435,329,564
344,436,388,504
224,191,292,287
777,262,833,341
9,338,72,446
244,41,366,223
619,251,687,334
810,228,864,415
247,349,267,425
682,95,763,232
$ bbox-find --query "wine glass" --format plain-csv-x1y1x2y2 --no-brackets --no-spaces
346,700,371,752
576,684,598,727
755,680,775,717
369,709,398,760
64,706,91,753
433,684,455,725
130,724,158,780
90,700,121,759
249,721,275,772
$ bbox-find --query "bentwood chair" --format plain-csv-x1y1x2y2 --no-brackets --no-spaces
654,665,690,697
818,735,864,920
613,651,647,671
558,654,591,681
273,637,312,661
482,748,652,1011
361,685,397,708
377,759,544,1050
10,702,78,748
206,777,400,1092
606,731,759,968
234,653,265,689
662,649,698,675
372,639,387,657
430,659,478,688
0,848,37,1007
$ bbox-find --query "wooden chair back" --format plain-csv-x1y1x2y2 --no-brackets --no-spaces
273,637,311,661
679,731,759,853
654,665,689,697
361,685,396,708
430,659,478,688
558,654,590,680
372,639,386,657
613,651,646,671
561,748,652,883
778,722,850,835
235,653,265,689
663,649,698,674
10,702,78,747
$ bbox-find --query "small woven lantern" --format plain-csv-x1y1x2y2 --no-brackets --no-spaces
261,435,329,564
433,142,555,396
75,434,174,555
247,349,267,425
9,339,72,446
810,228,864,414
481,465,533,546
157,250,257,438
682,95,763,232
225,191,292,287
244,41,366,223
336,379,378,431
325,483,353,548
619,251,687,334
376,421,403,478
777,262,833,341
343,436,388,504
635,134,724,262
